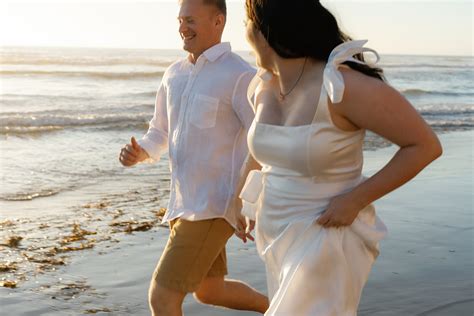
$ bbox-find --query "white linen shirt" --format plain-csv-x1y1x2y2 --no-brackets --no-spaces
138,42,256,229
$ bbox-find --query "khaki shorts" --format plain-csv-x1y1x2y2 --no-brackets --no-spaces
152,217,235,293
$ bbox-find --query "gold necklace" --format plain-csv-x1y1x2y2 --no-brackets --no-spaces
279,57,308,101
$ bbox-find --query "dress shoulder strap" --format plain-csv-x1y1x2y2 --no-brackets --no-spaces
323,40,380,104
247,69,273,113
247,40,380,113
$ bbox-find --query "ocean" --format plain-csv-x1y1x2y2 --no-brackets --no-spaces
0,46,473,207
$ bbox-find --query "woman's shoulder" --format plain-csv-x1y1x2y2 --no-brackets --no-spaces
337,66,391,106
254,78,278,108
332,66,407,127
340,66,383,87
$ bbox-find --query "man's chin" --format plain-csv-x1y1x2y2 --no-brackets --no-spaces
182,43,193,53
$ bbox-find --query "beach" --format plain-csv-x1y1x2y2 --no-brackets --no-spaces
1,46,473,315
1,130,472,315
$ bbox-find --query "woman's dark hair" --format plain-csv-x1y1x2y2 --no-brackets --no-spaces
245,0,384,81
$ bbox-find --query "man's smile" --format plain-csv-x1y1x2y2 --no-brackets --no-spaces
182,34,196,43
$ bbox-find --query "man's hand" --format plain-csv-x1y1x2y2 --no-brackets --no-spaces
228,195,255,243
119,137,149,167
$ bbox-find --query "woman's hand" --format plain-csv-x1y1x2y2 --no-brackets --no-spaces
316,192,365,228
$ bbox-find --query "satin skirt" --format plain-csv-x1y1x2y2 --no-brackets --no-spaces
242,168,387,316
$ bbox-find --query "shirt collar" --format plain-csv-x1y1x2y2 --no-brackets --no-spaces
202,42,231,62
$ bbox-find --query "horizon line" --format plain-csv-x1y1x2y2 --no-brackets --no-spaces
1,44,472,58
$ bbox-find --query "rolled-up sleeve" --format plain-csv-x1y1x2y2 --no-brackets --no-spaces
232,70,256,132
138,83,168,161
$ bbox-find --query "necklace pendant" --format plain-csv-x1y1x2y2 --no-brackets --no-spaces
277,57,307,103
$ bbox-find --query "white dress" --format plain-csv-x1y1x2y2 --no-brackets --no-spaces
240,41,388,315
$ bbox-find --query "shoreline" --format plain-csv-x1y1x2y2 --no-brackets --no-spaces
0,130,472,315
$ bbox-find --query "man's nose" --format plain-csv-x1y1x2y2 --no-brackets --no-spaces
178,22,188,34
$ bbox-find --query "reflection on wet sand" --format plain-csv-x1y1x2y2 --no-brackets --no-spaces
0,186,168,295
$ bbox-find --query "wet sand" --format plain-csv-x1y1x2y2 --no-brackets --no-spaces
1,130,472,315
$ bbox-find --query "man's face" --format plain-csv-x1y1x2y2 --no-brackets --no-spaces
178,0,223,58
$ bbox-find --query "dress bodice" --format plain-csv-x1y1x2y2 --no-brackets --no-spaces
247,40,379,182
248,94,365,181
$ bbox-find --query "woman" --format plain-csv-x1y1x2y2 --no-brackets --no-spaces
235,0,443,314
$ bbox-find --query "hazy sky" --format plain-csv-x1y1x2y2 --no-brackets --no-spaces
1,0,472,56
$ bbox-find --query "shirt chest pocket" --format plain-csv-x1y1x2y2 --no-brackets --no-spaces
189,94,220,129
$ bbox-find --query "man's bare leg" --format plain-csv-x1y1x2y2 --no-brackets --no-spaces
149,281,186,316
194,276,269,314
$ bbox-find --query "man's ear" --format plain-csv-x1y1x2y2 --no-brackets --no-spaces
215,13,225,27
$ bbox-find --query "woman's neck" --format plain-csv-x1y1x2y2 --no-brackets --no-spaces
268,57,324,101
272,57,306,93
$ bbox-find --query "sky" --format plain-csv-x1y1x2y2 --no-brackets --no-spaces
0,0,472,56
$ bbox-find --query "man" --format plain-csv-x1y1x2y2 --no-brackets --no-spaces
119,0,268,315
